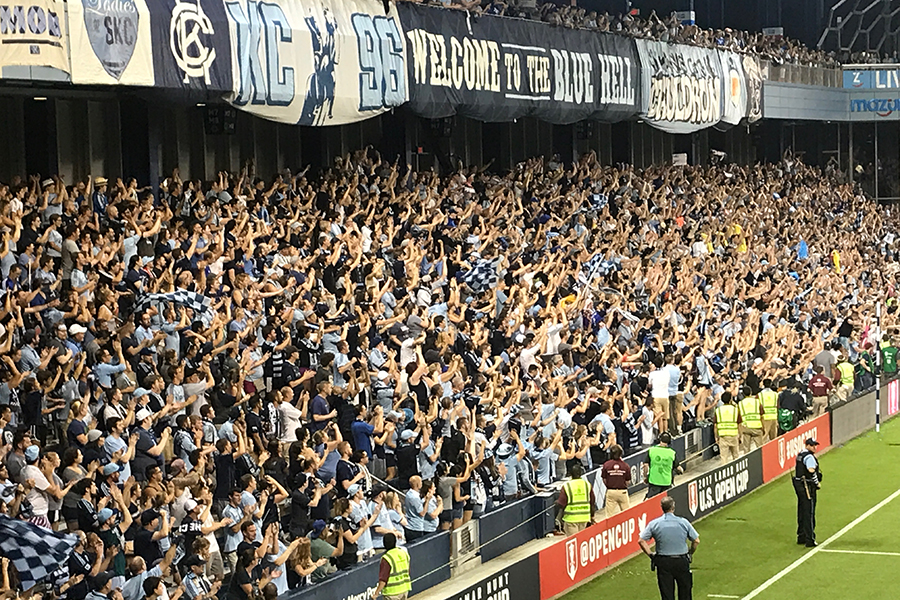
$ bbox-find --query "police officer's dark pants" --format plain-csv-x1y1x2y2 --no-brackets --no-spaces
793,479,817,543
656,555,693,600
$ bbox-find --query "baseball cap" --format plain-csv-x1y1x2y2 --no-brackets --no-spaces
102,463,123,476
135,408,153,423
87,430,103,443
98,508,115,524
400,430,417,441
376,370,390,380
805,438,820,446
347,483,362,497
69,323,87,336
183,554,206,568
170,459,186,474
24,445,39,462
310,519,327,539
141,510,160,526
184,499,199,512
94,571,115,590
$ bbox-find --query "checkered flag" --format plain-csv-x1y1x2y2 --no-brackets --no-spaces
0,514,77,590
134,289,214,325
462,259,500,294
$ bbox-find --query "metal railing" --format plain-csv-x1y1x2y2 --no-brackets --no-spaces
759,59,843,87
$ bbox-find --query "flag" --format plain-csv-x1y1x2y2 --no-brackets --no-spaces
134,289,214,325
0,514,77,590
462,259,500,294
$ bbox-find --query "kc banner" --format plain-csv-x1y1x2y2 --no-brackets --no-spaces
398,3,640,124
538,498,662,599
223,0,407,125
68,0,154,85
149,0,233,94
0,0,68,74
636,39,751,133
761,413,831,483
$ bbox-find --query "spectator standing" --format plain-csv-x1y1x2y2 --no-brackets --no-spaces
601,445,631,517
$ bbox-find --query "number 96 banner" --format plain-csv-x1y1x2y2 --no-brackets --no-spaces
223,0,408,125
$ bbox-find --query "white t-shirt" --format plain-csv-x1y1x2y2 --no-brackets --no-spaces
400,338,416,367
648,369,670,399
280,402,304,443
22,465,50,516
640,407,656,445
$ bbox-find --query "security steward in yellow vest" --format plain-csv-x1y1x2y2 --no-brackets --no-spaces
373,533,411,600
834,354,855,402
714,391,741,464
556,462,596,537
738,386,765,453
758,380,780,442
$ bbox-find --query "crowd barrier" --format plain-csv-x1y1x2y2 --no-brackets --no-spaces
281,531,450,600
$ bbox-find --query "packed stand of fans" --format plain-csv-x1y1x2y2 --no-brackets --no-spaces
0,150,896,600
418,0,841,69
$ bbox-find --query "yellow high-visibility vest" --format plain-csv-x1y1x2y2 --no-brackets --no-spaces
562,478,592,524
382,548,412,596
739,396,762,430
716,404,739,436
759,390,778,422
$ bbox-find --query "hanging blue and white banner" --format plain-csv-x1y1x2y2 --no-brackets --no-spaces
636,39,750,133
68,0,155,85
149,0,233,94
223,0,407,125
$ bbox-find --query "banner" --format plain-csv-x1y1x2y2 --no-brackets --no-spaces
450,554,540,600
68,0,155,85
743,54,762,122
397,3,640,125
719,50,747,126
761,413,831,483
149,0,233,93
636,39,750,133
0,0,68,74
223,0,406,125
668,449,763,522
538,498,663,600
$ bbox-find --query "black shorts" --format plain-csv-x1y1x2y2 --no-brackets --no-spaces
439,509,453,524
385,454,397,468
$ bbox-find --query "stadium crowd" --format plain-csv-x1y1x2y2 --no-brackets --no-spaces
0,148,896,600
418,0,841,69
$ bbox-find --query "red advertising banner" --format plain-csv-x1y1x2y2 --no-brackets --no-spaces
538,498,663,599
761,413,831,483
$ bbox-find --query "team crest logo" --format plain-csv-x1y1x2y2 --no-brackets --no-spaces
688,481,698,516
778,437,786,469
637,513,647,531
83,0,139,80
566,538,578,580
170,0,216,84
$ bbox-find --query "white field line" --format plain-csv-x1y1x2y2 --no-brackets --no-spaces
742,487,900,599
820,549,900,557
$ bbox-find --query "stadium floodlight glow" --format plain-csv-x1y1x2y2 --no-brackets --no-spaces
33,97,47,101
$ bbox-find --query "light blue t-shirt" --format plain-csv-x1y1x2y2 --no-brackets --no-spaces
405,490,425,531
639,513,699,556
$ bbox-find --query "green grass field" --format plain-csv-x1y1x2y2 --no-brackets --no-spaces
562,417,900,600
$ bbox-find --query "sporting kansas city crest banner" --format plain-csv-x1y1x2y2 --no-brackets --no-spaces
223,0,408,125
68,0,154,85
